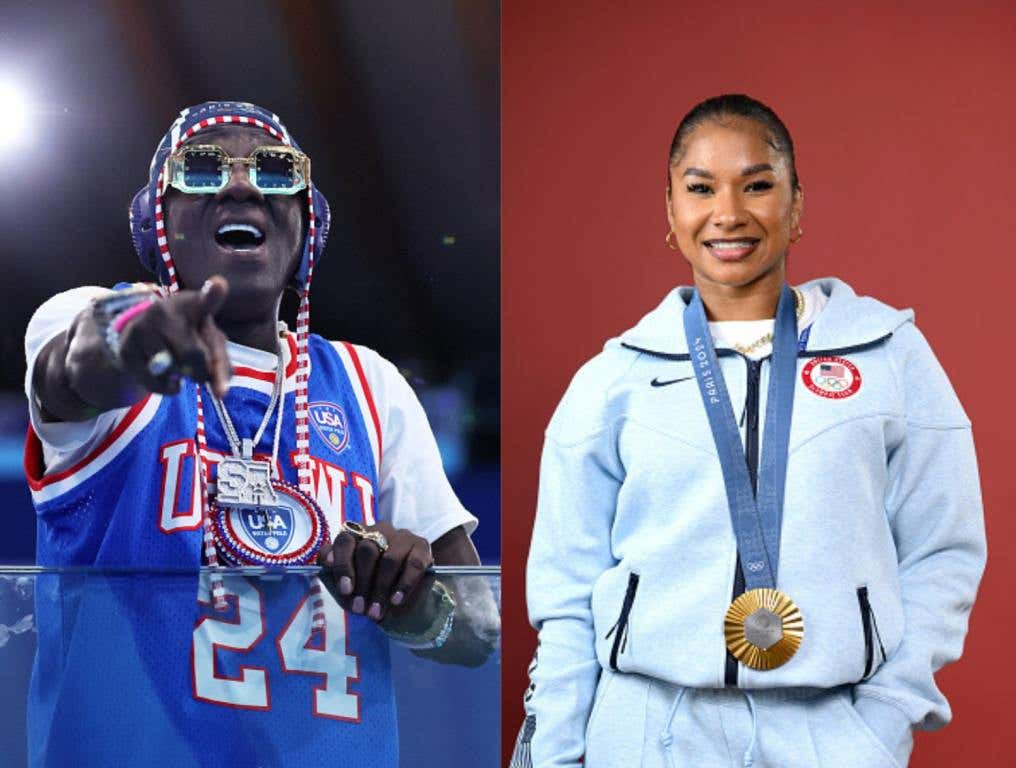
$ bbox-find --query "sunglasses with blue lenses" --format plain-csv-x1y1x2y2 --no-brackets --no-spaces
166,144,310,195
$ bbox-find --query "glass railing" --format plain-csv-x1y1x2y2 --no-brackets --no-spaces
0,565,500,768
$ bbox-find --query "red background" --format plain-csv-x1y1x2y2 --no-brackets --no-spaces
502,2,1016,765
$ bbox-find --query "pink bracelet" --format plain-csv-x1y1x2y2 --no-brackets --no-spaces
112,298,155,333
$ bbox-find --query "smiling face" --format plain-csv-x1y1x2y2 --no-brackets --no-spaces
666,116,803,295
163,124,305,321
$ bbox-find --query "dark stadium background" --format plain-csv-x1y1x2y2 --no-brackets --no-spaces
0,0,499,564
0,4,499,766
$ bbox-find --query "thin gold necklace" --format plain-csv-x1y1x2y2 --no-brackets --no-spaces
731,287,804,356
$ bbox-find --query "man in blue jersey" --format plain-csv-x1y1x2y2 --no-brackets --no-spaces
24,102,495,767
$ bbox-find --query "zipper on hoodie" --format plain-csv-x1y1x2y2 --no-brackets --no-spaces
725,357,762,687
604,572,640,671
856,585,887,679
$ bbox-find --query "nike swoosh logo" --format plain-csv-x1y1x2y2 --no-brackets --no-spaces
650,376,694,388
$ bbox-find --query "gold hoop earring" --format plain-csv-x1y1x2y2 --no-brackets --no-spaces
665,231,680,251
789,225,804,244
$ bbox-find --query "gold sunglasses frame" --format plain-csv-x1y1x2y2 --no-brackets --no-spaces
165,144,311,195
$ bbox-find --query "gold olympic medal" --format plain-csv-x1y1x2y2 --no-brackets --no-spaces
724,587,804,671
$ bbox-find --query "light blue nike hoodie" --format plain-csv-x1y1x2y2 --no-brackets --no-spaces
517,277,987,767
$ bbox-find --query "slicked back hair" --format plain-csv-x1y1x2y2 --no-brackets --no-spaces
667,94,800,193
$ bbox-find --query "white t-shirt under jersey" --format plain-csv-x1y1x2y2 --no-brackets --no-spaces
24,286,476,543
707,283,828,359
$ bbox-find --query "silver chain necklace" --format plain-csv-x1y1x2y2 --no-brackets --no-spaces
209,347,286,508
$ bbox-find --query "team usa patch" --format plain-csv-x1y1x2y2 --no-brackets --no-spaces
802,356,862,399
309,401,350,454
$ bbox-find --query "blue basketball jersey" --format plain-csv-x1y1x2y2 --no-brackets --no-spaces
26,335,397,768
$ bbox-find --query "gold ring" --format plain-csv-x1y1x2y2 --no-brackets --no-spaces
342,521,389,553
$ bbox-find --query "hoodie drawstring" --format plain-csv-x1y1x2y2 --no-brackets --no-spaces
659,687,760,768
741,689,759,768
658,686,688,768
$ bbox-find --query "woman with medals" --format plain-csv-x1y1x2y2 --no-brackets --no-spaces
24,102,497,767
513,94,986,768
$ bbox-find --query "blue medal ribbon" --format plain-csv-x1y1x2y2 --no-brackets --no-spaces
683,283,799,590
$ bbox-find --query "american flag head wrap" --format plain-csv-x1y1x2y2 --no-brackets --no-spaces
131,102,329,597
136,101,326,292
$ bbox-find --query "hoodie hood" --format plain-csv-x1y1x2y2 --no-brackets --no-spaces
619,277,915,356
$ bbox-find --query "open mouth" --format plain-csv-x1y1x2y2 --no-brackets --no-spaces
215,223,265,251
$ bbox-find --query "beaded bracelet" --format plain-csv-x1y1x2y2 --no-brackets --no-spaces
91,286,160,363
